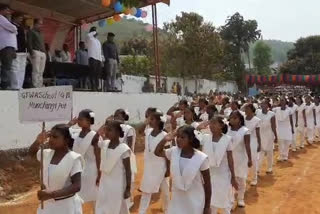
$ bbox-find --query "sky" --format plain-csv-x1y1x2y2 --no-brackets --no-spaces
143,0,319,42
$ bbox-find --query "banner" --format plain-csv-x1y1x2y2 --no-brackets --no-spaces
19,86,73,122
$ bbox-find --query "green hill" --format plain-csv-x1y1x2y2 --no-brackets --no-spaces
247,40,294,64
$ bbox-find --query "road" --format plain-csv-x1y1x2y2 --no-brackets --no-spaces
1,144,320,214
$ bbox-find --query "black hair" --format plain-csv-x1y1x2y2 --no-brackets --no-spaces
229,110,245,128
11,12,24,19
145,107,157,118
211,116,228,134
78,109,94,124
179,99,189,107
79,41,85,46
34,18,42,25
150,111,165,131
199,98,209,105
178,125,200,149
52,124,74,149
108,32,115,37
289,97,296,104
222,97,230,104
231,101,241,109
245,103,256,113
115,109,129,121
206,104,218,120
89,26,96,32
0,3,9,11
184,106,198,121
105,120,124,138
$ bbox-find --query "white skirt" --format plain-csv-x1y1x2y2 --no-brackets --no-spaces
78,160,98,202
37,195,83,214
210,168,233,208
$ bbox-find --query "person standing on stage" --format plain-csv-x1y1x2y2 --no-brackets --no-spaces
11,12,27,90
86,26,102,91
0,3,17,90
102,32,119,92
27,18,46,88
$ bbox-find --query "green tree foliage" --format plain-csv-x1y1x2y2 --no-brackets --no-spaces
120,38,149,55
220,12,261,90
253,41,273,75
280,36,320,74
160,12,225,79
245,40,294,64
120,55,152,76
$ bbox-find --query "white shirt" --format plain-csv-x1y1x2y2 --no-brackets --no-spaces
86,31,102,61
61,51,72,63
0,15,17,50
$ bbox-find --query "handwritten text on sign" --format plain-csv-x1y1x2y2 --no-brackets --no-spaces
19,86,73,122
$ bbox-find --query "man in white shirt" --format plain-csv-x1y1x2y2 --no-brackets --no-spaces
0,4,17,89
86,27,102,91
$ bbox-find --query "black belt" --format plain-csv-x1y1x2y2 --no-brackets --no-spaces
54,194,75,201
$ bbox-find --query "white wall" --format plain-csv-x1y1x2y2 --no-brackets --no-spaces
0,91,178,150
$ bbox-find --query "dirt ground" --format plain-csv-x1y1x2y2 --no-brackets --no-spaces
1,143,320,214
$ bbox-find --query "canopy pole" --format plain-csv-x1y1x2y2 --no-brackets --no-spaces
152,4,160,92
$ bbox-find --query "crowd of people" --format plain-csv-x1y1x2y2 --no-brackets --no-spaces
27,91,320,214
0,3,122,92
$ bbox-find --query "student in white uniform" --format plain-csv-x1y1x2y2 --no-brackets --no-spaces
202,117,238,214
244,104,262,186
273,98,294,161
288,97,298,151
295,96,307,148
29,124,83,214
155,125,212,214
206,104,218,121
256,100,278,173
94,120,132,214
195,98,209,122
305,95,317,144
138,110,170,214
314,96,320,142
172,106,200,130
167,100,189,128
68,109,98,208
111,109,137,208
227,111,252,208
220,97,232,118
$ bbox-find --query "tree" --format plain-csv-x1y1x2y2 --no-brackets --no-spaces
120,38,149,55
161,12,225,81
280,36,320,74
253,41,273,75
220,12,261,90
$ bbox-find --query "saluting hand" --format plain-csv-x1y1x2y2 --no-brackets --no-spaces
36,130,49,144
68,117,78,126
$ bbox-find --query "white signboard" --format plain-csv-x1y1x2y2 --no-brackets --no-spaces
19,86,73,122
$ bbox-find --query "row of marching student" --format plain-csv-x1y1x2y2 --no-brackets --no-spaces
28,94,320,214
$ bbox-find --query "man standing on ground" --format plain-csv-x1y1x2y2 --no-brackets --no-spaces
11,12,27,90
86,27,102,91
102,32,119,92
27,18,46,88
0,4,17,90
